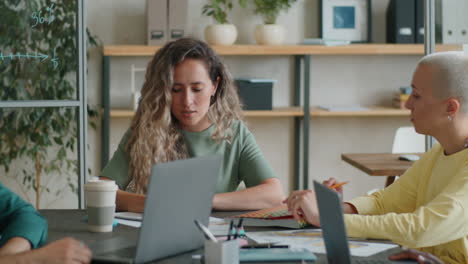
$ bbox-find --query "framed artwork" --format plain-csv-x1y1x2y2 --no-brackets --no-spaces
320,0,372,43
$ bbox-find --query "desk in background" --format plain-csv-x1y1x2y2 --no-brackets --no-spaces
341,153,423,187
41,210,402,263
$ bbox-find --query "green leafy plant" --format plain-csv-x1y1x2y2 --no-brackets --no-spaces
202,0,247,24
0,0,98,208
249,0,297,24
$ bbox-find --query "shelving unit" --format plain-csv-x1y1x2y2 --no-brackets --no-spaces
110,106,410,118
101,44,462,190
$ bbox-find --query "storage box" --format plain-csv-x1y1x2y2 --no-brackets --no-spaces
235,79,274,110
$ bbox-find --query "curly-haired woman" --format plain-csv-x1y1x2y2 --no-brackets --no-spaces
100,38,284,212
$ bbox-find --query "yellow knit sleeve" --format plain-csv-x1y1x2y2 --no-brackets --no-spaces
344,167,468,248
347,148,434,215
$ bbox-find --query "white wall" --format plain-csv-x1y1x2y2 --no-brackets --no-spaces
0,0,421,207
86,0,421,202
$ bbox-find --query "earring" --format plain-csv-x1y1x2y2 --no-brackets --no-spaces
448,115,453,121
210,95,215,105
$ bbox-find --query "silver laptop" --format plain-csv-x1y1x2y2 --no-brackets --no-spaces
92,155,222,264
314,181,416,264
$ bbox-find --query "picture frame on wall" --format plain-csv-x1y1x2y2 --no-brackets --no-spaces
320,0,372,43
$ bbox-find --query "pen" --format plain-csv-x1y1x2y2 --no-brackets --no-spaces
194,220,217,242
241,244,289,249
227,220,234,241
329,181,349,190
233,218,244,239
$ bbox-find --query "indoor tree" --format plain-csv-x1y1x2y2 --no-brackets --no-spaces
0,0,98,208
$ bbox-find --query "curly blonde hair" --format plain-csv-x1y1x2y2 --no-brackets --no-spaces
126,38,243,194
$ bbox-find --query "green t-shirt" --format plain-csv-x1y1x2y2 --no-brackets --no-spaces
0,183,47,248
100,121,276,193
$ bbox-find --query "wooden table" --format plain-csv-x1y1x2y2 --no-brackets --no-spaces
341,153,423,187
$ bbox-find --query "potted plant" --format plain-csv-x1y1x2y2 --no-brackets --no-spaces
202,0,245,45
248,0,297,45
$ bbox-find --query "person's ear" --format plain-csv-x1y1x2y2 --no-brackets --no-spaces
446,97,460,116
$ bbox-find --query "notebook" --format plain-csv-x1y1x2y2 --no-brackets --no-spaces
231,205,310,229
240,248,316,262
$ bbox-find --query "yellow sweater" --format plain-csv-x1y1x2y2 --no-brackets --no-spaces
345,144,468,264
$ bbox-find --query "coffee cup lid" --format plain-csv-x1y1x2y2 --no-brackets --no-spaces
84,178,117,191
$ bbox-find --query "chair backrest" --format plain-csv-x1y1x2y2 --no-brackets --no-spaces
392,126,425,153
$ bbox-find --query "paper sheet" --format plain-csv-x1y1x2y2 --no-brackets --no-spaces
208,217,231,236
116,218,141,228
246,229,398,257
113,212,229,236
115,212,142,221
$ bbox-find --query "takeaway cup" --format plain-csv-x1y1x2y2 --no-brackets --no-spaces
84,178,118,232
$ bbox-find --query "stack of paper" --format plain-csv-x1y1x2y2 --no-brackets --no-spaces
247,230,398,257
302,38,351,46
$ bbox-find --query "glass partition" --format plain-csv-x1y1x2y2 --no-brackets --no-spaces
0,0,86,209
0,1,78,101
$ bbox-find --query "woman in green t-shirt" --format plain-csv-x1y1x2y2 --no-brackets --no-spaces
100,38,284,212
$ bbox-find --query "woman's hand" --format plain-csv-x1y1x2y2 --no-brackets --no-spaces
283,190,321,227
33,238,92,264
322,177,344,198
389,248,443,264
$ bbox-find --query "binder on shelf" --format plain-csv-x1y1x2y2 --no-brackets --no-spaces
415,0,424,43
386,0,416,43
441,1,468,44
147,0,167,45
168,0,189,41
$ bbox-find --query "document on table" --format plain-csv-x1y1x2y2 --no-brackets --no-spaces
246,230,398,257
207,217,231,236
114,212,228,235
115,212,142,228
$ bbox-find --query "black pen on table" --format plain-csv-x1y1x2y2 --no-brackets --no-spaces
241,244,289,249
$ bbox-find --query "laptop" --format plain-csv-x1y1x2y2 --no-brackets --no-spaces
92,155,222,264
314,181,416,264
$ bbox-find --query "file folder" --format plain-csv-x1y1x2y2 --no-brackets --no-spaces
147,0,167,45
415,0,424,43
168,0,189,41
386,0,416,43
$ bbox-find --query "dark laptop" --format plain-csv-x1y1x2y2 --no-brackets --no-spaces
314,181,416,264
92,155,222,264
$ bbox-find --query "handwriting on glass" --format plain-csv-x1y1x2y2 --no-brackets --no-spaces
0,48,59,70
1,4,60,69
31,4,55,28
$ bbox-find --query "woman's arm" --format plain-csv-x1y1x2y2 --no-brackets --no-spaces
0,184,47,250
100,177,145,213
212,178,284,210
0,238,92,264
345,169,468,248
0,237,31,256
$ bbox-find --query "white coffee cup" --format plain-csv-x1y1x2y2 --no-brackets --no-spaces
84,178,118,232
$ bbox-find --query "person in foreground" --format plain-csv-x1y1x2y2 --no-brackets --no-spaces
0,183,92,263
285,51,468,264
100,38,284,212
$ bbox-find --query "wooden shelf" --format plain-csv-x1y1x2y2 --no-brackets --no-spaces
110,106,409,118
110,107,304,118
103,44,462,56
310,106,410,117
